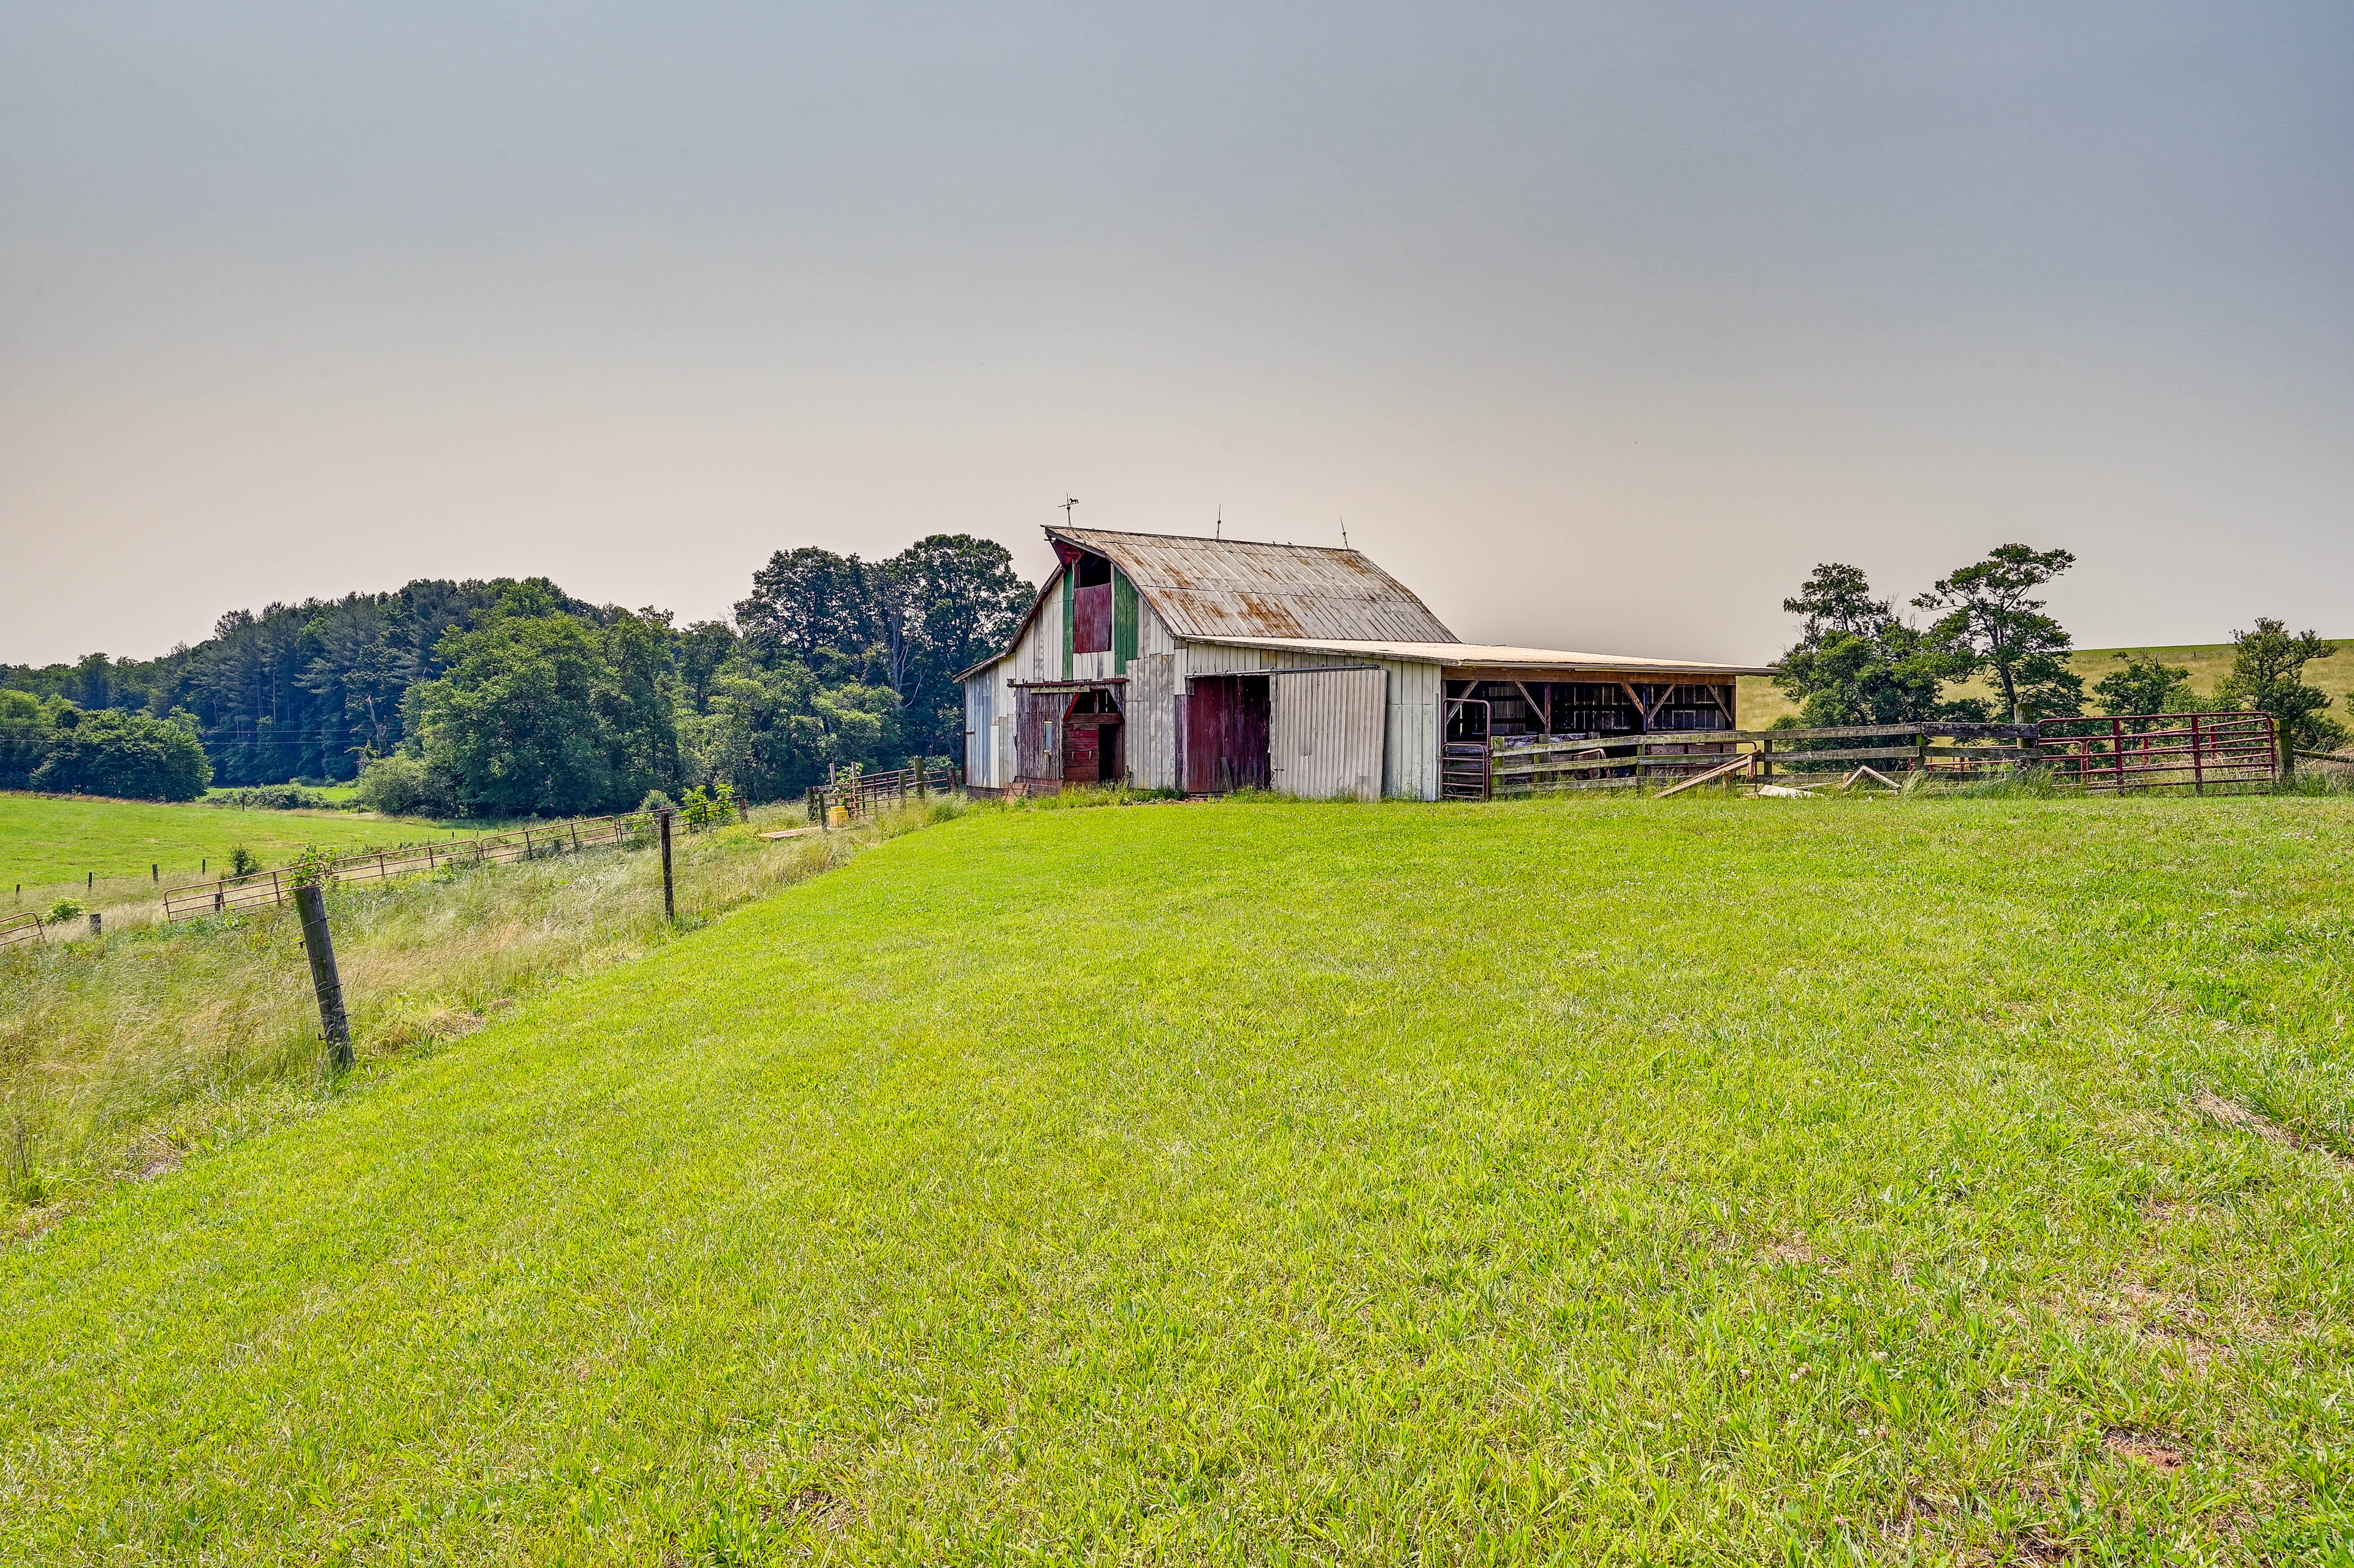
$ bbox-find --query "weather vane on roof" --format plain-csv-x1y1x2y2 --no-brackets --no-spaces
1061,496,1078,525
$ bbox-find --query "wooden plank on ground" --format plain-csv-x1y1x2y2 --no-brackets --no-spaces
1656,754,1755,798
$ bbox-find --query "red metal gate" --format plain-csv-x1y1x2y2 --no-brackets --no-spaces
2036,713,2276,791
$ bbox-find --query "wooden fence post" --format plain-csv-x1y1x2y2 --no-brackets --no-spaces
292,882,353,1071
658,809,676,922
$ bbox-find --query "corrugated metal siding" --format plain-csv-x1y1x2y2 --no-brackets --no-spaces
965,676,994,785
1051,527,1457,643
1175,639,1442,801
1137,593,1175,658
1384,660,1441,802
1127,653,1176,789
1270,668,1385,800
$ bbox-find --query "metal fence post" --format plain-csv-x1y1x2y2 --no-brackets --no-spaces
292,882,353,1071
658,809,676,922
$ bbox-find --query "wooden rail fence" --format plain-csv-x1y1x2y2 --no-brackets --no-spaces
1463,712,2271,799
1478,723,2037,799
806,762,959,823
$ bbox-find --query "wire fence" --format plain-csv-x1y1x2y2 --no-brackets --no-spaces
155,804,735,924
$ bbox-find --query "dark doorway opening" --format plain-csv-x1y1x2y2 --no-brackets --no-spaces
1062,687,1124,784
1185,674,1271,793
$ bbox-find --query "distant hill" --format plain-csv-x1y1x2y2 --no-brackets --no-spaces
1737,639,2353,729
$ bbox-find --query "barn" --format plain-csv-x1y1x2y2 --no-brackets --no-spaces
959,526,1770,801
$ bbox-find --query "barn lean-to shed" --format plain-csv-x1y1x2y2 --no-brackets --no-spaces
959,526,1769,801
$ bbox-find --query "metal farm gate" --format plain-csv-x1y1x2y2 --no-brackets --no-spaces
2036,713,2276,791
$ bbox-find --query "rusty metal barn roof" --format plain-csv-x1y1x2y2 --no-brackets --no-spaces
1051,527,1458,643
1194,635,1775,677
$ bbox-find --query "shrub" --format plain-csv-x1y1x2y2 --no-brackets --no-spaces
207,785,346,812
353,755,451,818
29,709,210,801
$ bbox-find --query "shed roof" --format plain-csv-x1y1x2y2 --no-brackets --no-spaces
1048,527,1458,643
1192,636,1774,678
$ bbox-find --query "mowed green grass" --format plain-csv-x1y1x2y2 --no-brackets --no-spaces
1737,638,2353,728
4,796,2353,1564
0,791,435,892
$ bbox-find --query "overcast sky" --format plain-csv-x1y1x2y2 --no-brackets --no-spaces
4,3,2349,668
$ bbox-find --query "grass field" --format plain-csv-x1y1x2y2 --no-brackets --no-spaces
1737,638,2354,729
4,794,2353,1562
1,801,928,1218
0,791,443,897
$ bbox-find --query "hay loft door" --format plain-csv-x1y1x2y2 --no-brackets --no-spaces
1269,668,1385,800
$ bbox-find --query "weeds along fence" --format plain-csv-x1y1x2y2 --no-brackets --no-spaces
806,762,960,823
154,804,737,925
1470,712,2277,799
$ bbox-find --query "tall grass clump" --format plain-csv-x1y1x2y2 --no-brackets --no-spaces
0,798,966,1227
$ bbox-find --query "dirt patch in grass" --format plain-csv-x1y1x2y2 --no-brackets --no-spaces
2192,1090,2350,1165
2103,1429,2187,1471
1763,1233,1835,1267
771,1486,855,1534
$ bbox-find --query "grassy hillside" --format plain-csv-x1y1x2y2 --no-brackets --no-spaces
0,791,443,896
4,795,2353,1562
1738,637,2354,729
0,801,885,1216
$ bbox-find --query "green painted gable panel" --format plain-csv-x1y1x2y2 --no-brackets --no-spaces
1060,568,1075,680
1113,570,1138,674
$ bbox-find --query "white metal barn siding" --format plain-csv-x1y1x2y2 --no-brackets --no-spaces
1268,668,1387,800
1126,652,1178,789
965,677,994,785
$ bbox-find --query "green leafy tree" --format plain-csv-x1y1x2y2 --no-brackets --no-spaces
1773,563,1977,728
870,535,1034,758
733,536,1032,761
1912,545,2084,721
410,612,680,816
2215,618,2344,763
2092,652,2195,729
679,661,899,802
734,548,877,663
671,620,740,714
29,709,211,800
0,690,73,790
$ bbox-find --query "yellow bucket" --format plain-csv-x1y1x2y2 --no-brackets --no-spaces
826,805,851,829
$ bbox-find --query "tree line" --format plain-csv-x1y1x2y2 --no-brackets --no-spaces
1773,544,2344,753
1,536,1032,812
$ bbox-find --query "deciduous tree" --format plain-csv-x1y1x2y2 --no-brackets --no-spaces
2091,652,2195,729
1912,545,2084,721
2215,618,2344,764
